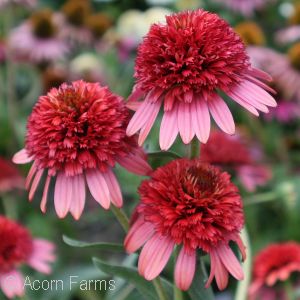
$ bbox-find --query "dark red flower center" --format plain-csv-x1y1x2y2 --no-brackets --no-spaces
138,159,244,252
0,217,33,272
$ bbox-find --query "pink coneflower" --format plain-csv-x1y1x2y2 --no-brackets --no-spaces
0,0,36,8
13,81,151,219
8,9,68,63
249,242,300,300
0,216,55,299
126,10,276,150
0,157,24,192
212,0,273,16
125,159,245,291
201,131,271,192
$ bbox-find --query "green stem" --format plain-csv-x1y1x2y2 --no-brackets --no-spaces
110,205,129,232
110,205,168,300
243,192,277,206
1,194,17,219
174,247,183,300
186,138,200,159
284,280,295,300
234,227,252,300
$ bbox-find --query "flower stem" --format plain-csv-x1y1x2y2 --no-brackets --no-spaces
234,227,252,300
110,205,129,232
110,205,168,300
174,247,183,300
243,192,278,206
186,138,200,159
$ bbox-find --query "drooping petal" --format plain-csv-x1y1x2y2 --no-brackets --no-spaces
54,172,73,218
227,91,259,116
159,103,179,150
178,102,195,144
86,169,110,209
25,161,37,190
12,148,33,164
138,234,174,280
191,96,210,143
40,175,51,213
0,270,24,299
29,169,44,201
212,249,229,290
247,67,272,82
216,244,244,281
125,217,155,253
175,247,196,291
208,95,235,135
126,84,144,111
102,169,123,208
69,174,86,220
206,250,217,288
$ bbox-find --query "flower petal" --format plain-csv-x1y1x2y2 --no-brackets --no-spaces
0,270,24,298
69,174,86,220
178,102,195,144
12,148,33,164
102,169,123,208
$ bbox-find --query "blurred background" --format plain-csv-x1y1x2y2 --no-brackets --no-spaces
1,0,300,299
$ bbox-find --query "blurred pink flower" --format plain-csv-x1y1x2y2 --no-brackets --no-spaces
276,26,300,44
0,216,55,299
212,0,274,16
265,100,300,123
8,10,69,63
0,0,36,8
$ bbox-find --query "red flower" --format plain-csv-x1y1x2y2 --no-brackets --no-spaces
125,159,245,291
0,157,24,192
201,131,271,191
13,81,151,219
126,9,276,150
0,216,55,299
249,242,300,300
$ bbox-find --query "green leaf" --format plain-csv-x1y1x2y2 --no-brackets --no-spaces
93,257,173,300
188,258,215,300
63,235,124,252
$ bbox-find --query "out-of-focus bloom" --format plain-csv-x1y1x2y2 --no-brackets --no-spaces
60,0,92,45
201,131,271,192
235,22,266,46
0,216,55,299
127,10,276,150
125,159,245,291
42,65,68,92
0,157,24,192
13,81,151,219
8,9,68,63
211,0,274,16
0,0,36,8
248,45,300,101
86,13,113,39
266,101,300,123
70,53,105,83
249,242,300,300
175,0,201,11
0,40,6,63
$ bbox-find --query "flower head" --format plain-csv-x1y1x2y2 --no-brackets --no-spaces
235,22,266,46
125,159,245,291
201,131,271,191
126,9,276,150
62,0,91,28
8,9,68,63
249,242,300,300
86,13,113,39
13,81,151,219
0,216,55,299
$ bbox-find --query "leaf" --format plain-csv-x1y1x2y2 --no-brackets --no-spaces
147,151,182,160
188,258,215,300
63,235,124,252
93,257,173,300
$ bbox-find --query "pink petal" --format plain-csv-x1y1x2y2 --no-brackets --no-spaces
102,169,123,208
12,148,33,164
175,247,196,291
138,234,174,280
29,168,44,201
244,75,276,94
86,169,110,209
126,94,162,137
212,249,229,290
69,174,86,220
125,217,155,253
247,67,272,82
178,102,195,144
208,95,235,135
54,172,73,218
0,270,24,298
127,84,144,111
117,149,152,176
233,235,247,261
40,175,51,213
159,104,179,150
25,161,37,190
227,91,259,116
191,96,210,143
216,244,244,281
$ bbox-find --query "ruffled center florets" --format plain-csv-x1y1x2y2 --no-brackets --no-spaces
138,159,244,252
25,81,136,176
0,216,33,272
135,9,250,99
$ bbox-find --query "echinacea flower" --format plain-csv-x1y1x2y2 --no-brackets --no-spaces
249,242,300,300
8,9,68,63
0,216,55,299
126,10,276,150
211,0,274,17
201,131,271,192
0,0,36,8
13,81,151,219
235,22,266,46
125,159,245,291
0,157,24,192
86,13,113,40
